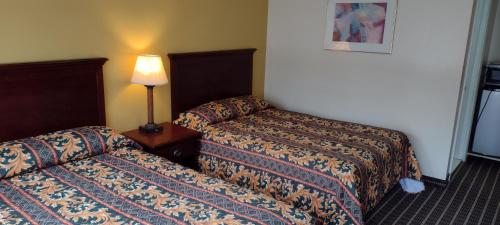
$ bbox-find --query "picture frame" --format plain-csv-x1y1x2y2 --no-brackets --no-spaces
324,0,398,54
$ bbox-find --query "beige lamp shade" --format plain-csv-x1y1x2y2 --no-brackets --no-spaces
131,55,168,86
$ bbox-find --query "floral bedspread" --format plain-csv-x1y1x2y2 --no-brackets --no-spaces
0,127,315,225
191,108,421,225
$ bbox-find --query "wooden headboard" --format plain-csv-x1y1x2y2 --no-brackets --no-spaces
0,58,108,142
168,48,256,119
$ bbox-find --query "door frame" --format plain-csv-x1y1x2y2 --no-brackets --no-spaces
448,0,493,177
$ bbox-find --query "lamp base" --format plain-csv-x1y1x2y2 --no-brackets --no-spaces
139,123,163,133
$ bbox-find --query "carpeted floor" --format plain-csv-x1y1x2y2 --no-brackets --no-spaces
365,156,500,225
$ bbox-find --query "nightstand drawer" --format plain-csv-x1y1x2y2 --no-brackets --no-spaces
123,122,202,170
162,140,199,161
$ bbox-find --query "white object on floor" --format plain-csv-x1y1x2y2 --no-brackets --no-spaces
400,178,425,193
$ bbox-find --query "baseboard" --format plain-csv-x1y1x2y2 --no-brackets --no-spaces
422,175,448,187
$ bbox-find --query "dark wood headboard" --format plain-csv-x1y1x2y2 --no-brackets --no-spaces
0,58,108,142
168,48,256,119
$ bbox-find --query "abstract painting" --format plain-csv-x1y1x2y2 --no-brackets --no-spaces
324,0,397,53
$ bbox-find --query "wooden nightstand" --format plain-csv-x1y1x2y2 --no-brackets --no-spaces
122,122,202,170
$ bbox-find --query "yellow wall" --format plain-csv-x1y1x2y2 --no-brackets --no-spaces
0,0,268,131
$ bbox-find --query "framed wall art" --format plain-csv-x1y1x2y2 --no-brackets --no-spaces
324,0,398,53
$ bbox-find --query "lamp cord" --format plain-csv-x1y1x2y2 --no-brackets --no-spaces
477,90,495,122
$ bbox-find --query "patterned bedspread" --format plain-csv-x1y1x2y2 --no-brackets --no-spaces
177,102,422,225
0,127,315,225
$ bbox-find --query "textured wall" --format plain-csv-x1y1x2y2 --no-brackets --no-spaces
0,0,268,131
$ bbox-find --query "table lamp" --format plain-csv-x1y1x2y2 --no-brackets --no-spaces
131,54,168,133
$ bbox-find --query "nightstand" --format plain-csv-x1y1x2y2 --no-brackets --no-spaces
122,122,202,170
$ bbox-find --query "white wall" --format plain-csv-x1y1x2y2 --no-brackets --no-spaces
265,0,474,180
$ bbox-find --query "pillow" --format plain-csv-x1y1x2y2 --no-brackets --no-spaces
173,95,270,131
173,111,211,132
0,126,137,179
224,95,270,115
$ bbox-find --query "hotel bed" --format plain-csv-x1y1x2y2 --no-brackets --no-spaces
0,58,315,225
168,49,424,225
0,127,314,225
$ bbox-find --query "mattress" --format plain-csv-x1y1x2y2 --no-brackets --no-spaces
174,97,422,225
0,127,315,225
